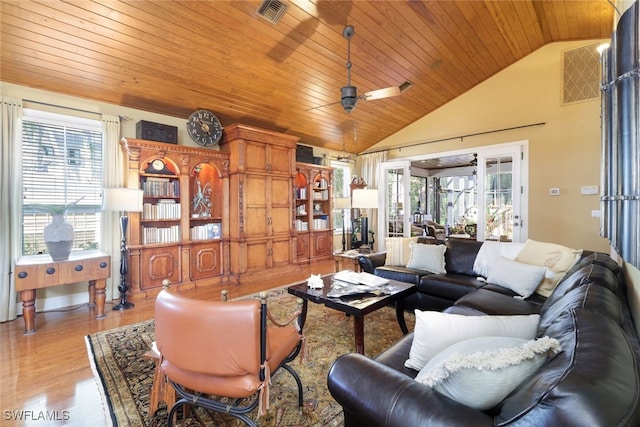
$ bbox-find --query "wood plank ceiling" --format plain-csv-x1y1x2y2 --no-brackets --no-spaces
0,1,614,154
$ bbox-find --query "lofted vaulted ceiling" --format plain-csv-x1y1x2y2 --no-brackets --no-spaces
0,1,614,154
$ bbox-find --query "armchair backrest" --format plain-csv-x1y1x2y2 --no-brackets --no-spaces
155,289,262,378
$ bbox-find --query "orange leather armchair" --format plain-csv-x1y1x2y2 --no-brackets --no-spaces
154,289,304,427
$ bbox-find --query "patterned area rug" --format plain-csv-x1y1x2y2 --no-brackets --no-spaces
86,287,415,426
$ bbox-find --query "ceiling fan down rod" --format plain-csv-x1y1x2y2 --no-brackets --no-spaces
341,25,358,113
344,25,354,87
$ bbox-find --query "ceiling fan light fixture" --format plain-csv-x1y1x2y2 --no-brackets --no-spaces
341,86,358,113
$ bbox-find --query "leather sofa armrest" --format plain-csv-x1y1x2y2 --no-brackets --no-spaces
327,353,493,427
358,253,386,273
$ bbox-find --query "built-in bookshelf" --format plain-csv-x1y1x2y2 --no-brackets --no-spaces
120,137,230,297
295,163,334,263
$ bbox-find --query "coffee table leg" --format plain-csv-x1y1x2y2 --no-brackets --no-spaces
395,300,409,335
298,299,308,331
353,315,365,354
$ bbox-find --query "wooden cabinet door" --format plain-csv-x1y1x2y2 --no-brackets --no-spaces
245,239,269,271
311,230,333,258
296,232,310,261
271,235,293,267
244,175,268,238
244,141,268,174
190,241,223,280
269,144,294,175
140,246,181,289
270,176,292,235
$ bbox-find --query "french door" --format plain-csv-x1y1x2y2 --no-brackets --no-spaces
378,161,411,248
475,145,526,242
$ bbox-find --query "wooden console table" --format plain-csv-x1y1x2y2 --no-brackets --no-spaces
334,250,385,273
15,250,111,335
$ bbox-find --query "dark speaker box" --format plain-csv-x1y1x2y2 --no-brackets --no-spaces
136,121,178,144
296,144,314,163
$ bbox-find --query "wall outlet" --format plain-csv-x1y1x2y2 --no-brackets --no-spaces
549,187,560,196
581,185,599,195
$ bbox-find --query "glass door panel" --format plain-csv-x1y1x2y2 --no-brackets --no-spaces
379,161,411,248
477,147,523,242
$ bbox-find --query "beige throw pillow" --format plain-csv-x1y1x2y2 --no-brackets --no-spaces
384,237,419,266
515,239,582,297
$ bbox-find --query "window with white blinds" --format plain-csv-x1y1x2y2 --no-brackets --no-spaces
22,109,103,255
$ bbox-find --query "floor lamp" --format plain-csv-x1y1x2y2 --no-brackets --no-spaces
103,188,144,310
351,189,379,253
334,197,352,252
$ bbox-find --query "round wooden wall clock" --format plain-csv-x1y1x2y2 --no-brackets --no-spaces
187,109,223,147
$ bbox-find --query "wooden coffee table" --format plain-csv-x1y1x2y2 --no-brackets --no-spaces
287,274,415,355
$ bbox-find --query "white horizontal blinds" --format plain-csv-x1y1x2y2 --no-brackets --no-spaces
21,110,103,254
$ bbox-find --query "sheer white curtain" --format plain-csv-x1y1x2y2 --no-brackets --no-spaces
360,152,387,251
101,115,123,299
0,97,23,322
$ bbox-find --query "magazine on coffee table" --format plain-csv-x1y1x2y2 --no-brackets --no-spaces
328,271,390,298
333,270,389,288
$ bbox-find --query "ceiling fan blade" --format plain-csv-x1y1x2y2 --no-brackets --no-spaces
305,100,341,111
362,86,401,101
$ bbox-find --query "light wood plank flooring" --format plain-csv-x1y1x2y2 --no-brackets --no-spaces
0,263,333,426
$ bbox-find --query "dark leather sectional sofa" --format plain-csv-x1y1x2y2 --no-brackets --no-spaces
327,239,640,426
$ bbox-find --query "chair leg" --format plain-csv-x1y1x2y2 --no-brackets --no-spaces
166,399,187,427
171,383,259,427
281,363,304,407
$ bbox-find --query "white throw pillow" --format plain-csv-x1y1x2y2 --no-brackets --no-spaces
486,256,548,298
415,336,561,410
405,242,447,273
515,239,582,297
405,311,540,371
384,237,419,266
473,241,525,278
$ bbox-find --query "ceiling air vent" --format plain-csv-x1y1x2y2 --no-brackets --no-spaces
257,0,288,24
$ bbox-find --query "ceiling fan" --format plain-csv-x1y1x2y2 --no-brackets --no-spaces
307,25,413,113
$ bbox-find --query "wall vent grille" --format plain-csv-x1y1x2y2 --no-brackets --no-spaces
563,44,600,104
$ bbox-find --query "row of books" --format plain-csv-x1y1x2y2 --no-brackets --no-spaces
142,202,181,220
313,217,329,229
295,219,308,231
142,178,180,197
142,225,180,244
313,190,329,200
190,223,222,240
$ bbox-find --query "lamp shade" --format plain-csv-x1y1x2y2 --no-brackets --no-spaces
352,189,379,209
334,197,351,209
102,188,144,212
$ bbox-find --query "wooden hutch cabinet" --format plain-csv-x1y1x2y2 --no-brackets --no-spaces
120,137,230,298
219,124,301,281
295,163,334,264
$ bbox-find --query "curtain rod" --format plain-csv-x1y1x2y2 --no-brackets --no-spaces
23,99,102,117
361,122,546,155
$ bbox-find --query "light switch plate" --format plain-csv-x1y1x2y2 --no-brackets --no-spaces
549,188,560,196
581,185,599,195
